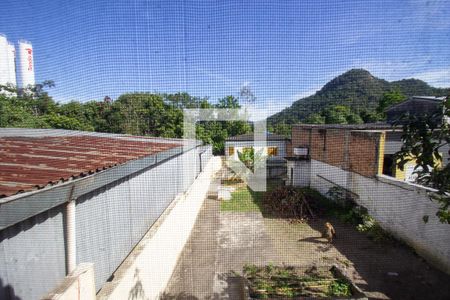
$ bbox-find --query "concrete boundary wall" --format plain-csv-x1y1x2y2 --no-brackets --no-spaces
43,263,96,300
309,159,450,274
97,156,222,300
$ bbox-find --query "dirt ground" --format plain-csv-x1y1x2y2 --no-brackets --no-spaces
264,217,450,300
163,185,450,299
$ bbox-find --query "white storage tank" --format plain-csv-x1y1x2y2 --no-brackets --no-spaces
7,43,16,86
0,34,10,86
17,39,35,89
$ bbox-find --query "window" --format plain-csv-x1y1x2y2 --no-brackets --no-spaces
382,154,394,176
228,146,235,156
268,147,278,156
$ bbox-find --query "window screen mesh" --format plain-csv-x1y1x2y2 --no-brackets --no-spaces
0,1,449,299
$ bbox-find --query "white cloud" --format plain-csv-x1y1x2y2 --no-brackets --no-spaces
348,59,429,81
408,0,450,30
290,86,320,102
246,87,321,121
411,68,450,88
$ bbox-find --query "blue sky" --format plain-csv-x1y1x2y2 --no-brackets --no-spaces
1,0,449,118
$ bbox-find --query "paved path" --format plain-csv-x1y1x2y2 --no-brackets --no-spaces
163,198,279,299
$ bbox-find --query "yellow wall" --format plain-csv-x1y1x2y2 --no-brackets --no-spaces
377,132,386,175
394,154,442,181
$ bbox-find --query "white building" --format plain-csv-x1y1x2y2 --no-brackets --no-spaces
16,39,35,89
225,133,291,178
0,34,35,89
0,34,11,86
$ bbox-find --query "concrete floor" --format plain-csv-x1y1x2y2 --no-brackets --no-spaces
162,197,280,299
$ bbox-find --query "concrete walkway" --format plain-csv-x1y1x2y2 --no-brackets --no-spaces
162,198,279,299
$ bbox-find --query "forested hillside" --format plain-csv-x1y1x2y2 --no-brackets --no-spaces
268,69,449,133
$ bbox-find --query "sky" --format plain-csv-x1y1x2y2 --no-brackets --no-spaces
1,0,449,119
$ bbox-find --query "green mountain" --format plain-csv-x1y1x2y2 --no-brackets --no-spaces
267,69,449,126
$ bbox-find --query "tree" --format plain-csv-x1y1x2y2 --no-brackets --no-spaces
114,93,167,136
320,105,363,124
42,113,94,131
216,95,241,109
236,147,264,172
269,123,291,137
395,96,450,223
304,113,325,124
359,108,382,123
0,94,37,127
376,89,407,115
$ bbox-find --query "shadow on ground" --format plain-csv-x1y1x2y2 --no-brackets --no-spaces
305,217,450,300
161,274,243,300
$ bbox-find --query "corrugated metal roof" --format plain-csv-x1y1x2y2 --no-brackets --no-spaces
0,132,180,198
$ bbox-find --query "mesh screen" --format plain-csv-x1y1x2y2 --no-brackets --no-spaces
0,1,449,299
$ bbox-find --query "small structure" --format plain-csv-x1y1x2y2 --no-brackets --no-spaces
225,133,291,178
386,96,447,124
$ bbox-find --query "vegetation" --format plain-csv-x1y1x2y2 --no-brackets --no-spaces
220,185,265,212
324,186,392,242
395,96,450,224
268,69,449,134
243,264,353,298
304,105,363,125
0,84,251,155
236,147,265,172
376,88,407,116
220,180,280,212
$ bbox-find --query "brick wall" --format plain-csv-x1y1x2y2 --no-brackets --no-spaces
291,126,384,177
285,140,293,156
349,131,381,177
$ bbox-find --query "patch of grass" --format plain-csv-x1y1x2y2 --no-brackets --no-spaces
220,186,264,212
220,180,280,212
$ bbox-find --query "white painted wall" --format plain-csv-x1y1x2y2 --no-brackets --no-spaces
308,159,450,274
96,157,222,300
286,160,310,187
225,141,286,160
42,263,96,300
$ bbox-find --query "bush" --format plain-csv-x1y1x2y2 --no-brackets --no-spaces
356,214,392,242
324,186,391,242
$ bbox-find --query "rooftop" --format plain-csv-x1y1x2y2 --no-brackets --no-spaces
226,132,289,142
410,96,446,102
0,129,181,198
293,123,393,130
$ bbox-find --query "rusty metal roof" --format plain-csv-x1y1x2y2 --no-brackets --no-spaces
0,132,180,198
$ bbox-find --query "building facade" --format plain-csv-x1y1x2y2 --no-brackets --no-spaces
287,123,450,274
225,133,291,178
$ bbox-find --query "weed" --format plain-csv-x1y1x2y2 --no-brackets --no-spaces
328,279,352,297
357,214,392,242
244,265,353,298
